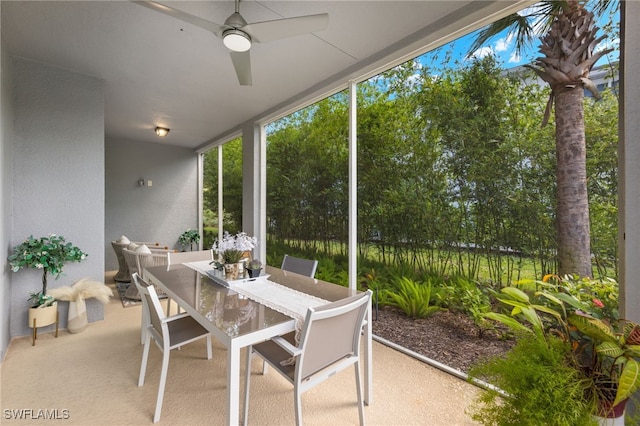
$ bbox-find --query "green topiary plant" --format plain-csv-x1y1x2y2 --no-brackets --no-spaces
8,234,88,307
178,228,200,251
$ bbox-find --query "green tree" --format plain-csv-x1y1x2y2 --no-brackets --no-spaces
203,137,243,237
470,0,616,277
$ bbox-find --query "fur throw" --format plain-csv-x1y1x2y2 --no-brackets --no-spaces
48,278,113,304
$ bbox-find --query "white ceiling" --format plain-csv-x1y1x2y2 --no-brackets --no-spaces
1,1,531,150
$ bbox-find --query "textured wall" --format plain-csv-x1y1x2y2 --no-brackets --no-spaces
105,138,199,270
1,36,15,359
10,57,105,338
620,1,640,323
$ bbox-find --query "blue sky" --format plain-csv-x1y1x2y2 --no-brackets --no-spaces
418,5,620,72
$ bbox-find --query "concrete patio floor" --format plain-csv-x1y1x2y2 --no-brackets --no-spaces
0,272,481,425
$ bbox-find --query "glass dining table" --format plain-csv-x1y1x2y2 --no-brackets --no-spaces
144,263,373,426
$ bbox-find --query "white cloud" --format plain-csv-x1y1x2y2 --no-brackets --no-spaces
495,33,514,52
509,51,521,63
495,38,509,52
470,46,494,59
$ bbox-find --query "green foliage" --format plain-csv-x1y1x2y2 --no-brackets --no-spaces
544,274,619,321
441,276,494,337
203,50,618,284
8,234,88,306
314,257,342,284
383,276,444,319
468,336,597,426
202,138,243,236
203,226,218,249
484,277,640,411
178,229,200,250
586,91,619,278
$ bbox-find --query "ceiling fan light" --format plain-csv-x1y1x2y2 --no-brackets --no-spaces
223,29,251,52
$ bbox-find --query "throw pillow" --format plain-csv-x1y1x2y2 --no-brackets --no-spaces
135,244,152,254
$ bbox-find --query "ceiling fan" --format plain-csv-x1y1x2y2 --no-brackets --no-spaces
134,0,329,86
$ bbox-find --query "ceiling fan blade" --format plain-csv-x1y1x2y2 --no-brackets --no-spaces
230,51,252,86
133,1,225,38
244,13,328,44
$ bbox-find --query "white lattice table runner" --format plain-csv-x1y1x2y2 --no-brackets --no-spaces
230,279,329,323
184,261,329,365
183,260,329,322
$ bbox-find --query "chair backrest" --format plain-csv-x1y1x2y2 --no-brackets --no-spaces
133,272,167,345
297,290,371,380
281,255,318,278
124,248,170,279
122,248,140,276
111,240,127,255
167,250,213,265
136,251,170,278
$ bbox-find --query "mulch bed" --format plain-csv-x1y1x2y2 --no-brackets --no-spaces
372,306,515,373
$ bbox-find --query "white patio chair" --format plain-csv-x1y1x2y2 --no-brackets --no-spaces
122,246,172,291
112,239,169,282
166,250,213,314
243,290,372,426
281,254,318,278
167,249,213,265
134,273,213,423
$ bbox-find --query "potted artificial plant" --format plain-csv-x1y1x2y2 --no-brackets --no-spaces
178,228,200,251
469,275,638,426
8,234,88,331
245,259,263,278
212,232,256,280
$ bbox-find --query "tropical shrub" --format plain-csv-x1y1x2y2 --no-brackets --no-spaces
441,276,494,337
383,276,444,319
468,335,597,425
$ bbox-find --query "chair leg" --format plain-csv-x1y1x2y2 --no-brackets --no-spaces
294,385,303,426
262,359,269,375
138,335,151,387
206,335,212,360
354,361,366,425
243,346,253,426
141,308,149,345
153,351,171,423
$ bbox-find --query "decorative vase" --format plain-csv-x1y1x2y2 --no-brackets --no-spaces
67,298,88,334
593,399,627,426
236,261,246,279
28,302,58,328
224,263,239,280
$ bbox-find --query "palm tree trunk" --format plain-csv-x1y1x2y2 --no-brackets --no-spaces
555,87,592,277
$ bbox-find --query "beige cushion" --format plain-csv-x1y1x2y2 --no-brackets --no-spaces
116,235,131,244
135,244,152,254
128,242,139,251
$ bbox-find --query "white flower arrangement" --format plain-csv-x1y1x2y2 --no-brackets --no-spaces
212,232,256,263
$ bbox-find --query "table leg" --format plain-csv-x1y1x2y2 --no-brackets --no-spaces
227,341,241,425
364,303,373,405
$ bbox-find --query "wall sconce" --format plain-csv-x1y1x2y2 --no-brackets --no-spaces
155,126,170,137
